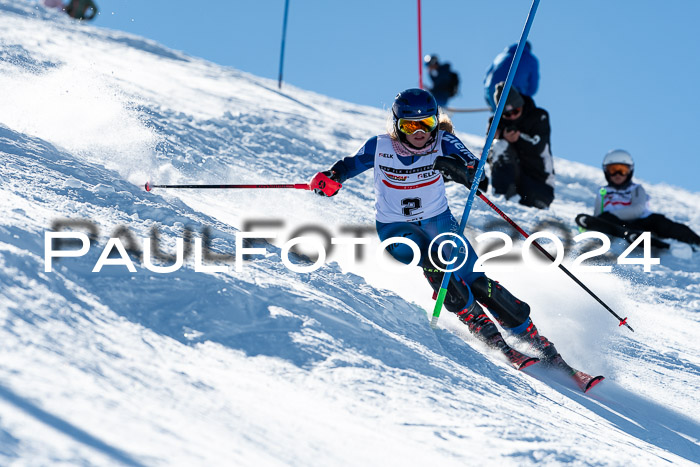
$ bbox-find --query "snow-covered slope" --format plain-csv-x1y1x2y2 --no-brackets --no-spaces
1,1,699,465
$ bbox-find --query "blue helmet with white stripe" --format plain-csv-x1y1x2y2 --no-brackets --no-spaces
392,88,438,121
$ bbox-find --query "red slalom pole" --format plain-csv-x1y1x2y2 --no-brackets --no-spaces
417,0,423,89
145,182,310,191
477,191,633,332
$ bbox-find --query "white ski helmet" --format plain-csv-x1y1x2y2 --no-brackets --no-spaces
602,149,634,170
602,149,634,185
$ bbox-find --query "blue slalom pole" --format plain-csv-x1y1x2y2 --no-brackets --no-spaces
278,0,290,89
430,0,541,328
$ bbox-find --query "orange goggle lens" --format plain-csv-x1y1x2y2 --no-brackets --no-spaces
398,115,438,135
605,163,631,176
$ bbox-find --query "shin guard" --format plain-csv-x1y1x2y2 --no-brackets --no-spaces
471,276,530,329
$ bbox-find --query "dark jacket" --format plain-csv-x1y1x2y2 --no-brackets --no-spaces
489,95,553,185
427,63,456,107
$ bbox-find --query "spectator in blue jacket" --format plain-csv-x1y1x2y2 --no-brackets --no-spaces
484,41,539,111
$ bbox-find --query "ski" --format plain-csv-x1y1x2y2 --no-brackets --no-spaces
546,354,605,393
503,346,540,370
576,214,670,249
486,335,539,370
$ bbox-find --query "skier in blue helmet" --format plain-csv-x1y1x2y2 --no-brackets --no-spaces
309,88,564,368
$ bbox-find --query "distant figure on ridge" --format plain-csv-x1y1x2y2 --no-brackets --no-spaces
423,54,460,108
575,149,700,249
484,41,539,112
487,82,554,209
65,0,99,21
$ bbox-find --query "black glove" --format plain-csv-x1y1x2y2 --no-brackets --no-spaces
310,170,342,197
433,154,483,189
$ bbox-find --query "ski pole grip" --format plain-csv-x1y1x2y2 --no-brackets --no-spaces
309,172,342,196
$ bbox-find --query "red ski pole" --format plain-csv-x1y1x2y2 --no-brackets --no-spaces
144,172,342,197
477,191,633,332
145,182,310,191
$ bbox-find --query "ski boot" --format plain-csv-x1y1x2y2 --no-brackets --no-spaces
470,276,557,363
423,264,538,370
456,301,538,370
515,318,559,363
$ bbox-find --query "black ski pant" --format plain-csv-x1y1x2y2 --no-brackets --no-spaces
600,212,700,245
490,147,553,209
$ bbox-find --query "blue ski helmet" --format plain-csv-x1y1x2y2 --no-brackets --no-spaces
392,89,439,145
392,88,438,121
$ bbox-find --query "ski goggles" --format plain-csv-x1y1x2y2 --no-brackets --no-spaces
397,115,438,135
502,107,523,119
605,163,631,176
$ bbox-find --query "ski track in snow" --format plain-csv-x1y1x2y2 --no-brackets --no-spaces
1,1,699,465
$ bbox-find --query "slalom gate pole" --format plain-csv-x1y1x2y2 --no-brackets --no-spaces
417,0,424,89
477,191,633,332
145,182,310,191
277,0,290,89
444,107,492,114
430,0,540,329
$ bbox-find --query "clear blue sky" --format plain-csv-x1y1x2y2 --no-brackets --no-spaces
76,0,699,192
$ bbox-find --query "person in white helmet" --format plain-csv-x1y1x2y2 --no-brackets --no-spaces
578,149,700,247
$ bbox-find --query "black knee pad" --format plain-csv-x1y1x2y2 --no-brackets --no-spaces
470,276,530,328
423,265,467,313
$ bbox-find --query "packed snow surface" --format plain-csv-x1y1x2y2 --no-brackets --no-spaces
1,1,699,465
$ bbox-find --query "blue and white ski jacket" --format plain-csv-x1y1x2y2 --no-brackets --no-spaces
330,130,479,223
